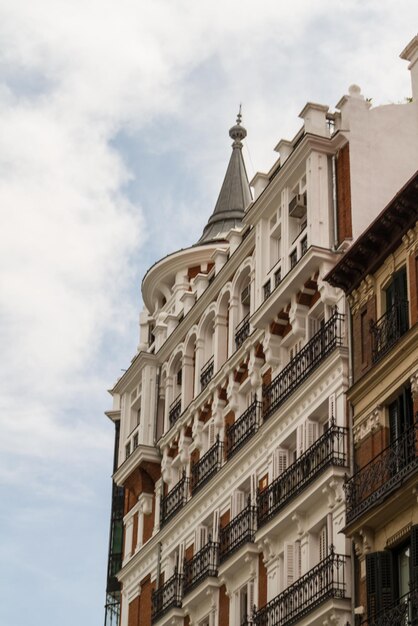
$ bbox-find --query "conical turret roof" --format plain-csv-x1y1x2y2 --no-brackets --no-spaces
198,111,252,244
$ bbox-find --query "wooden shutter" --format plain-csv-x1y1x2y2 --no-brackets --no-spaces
212,509,220,542
295,541,301,579
366,551,394,618
231,490,245,517
304,420,319,450
328,393,335,422
247,580,255,620
296,424,305,458
273,448,289,478
319,525,327,562
284,543,295,587
208,420,215,449
195,526,207,552
410,524,418,590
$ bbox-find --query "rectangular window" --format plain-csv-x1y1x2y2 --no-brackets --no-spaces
290,249,298,269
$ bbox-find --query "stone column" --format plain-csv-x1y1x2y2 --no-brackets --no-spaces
214,313,228,371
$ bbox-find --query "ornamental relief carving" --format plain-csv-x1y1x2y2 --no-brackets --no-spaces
348,275,375,315
353,405,384,446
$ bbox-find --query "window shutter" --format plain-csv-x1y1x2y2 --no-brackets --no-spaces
328,393,335,422
304,419,319,450
410,524,418,590
296,424,305,458
250,474,257,505
195,526,207,552
319,525,327,562
212,509,220,542
247,580,255,619
177,543,184,571
231,490,245,517
284,543,295,587
366,553,378,618
208,420,215,449
294,541,301,579
273,448,289,478
366,552,394,618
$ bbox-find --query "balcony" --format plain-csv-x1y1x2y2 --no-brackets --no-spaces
219,499,257,563
160,475,189,527
254,547,348,626
200,356,214,390
370,300,409,363
191,437,223,495
225,400,261,460
257,421,347,527
169,395,182,428
235,313,251,350
151,571,183,623
359,585,418,625
262,311,344,420
183,540,219,596
345,420,418,525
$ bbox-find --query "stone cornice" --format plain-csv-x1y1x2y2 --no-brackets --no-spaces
113,445,161,486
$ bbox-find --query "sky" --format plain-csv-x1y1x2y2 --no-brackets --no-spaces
0,2,417,625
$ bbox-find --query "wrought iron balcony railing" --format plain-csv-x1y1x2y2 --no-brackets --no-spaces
160,475,189,527
253,547,347,626
235,313,251,350
359,585,418,625
257,421,347,527
225,400,261,460
219,499,257,563
263,311,344,420
345,420,418,525
200,356,214,390
191,436,223,495
151,570,183,623
370,300,409,363
169,395,182,428
183,539,219,596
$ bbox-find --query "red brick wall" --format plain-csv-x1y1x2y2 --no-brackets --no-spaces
139,576,153,626
336,143,353,244
355,426,389,470
258,554,267,608
219,584,229,626
128,596,139,626
352,296,376,383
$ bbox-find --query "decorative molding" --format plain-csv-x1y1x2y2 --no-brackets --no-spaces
353,405,384,446
348,275,375,315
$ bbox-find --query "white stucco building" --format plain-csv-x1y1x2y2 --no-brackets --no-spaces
104,36,418,626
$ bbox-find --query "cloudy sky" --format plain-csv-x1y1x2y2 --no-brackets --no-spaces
0,1,417,625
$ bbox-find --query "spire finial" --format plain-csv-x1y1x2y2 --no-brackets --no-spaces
229,104,246,145
236,103,242,125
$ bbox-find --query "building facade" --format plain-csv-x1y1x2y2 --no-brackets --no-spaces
104,37,418,626
326,169,418,625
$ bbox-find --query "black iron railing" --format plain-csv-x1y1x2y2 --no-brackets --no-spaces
151,570,183,623
191,437,223,495
359,585,418,625
254,547,347,626
274,268,282,288
183,540,219,596
370,300,409,363
200,356,214,390
345,420,418,524
169,395,182,428
226,400,261,460
160,475,189,527
219,499,257,563
235,313,251,349
257,421,347,527
263,311,344,420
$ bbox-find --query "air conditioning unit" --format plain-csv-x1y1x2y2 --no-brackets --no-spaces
241,285,251,306
289,194,307,218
